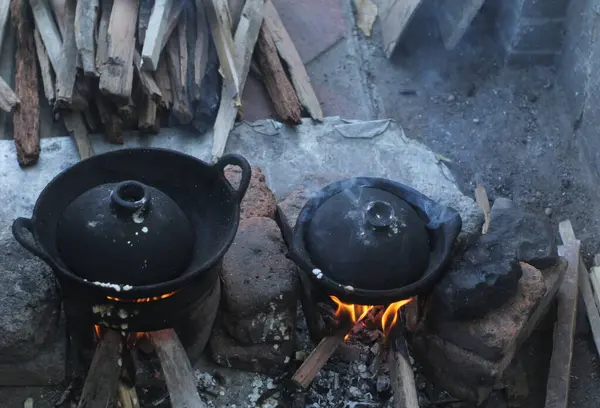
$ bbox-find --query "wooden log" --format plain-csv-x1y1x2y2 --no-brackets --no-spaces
203,0,240,98
95,0,111,73
29,0,62,70
0,76,20,113
34,29,55,106
12,0,40,167
434,0,486,51
193,0,209,100
263,0,323,121
256,23,302,124
137,0,152,46
95,95,123,144
76,329,122,408
388,327,419,408
211,0,264,161
155,56,173,110
544,220,580,408
118,383,141,408
376,0,424,58
157,0,184,52
579,261,600,357
138,95,160,133
63,111,94,159
82,106,100,132
133,49,162,102
74,0,99,76
55,0,78,108
149,329,207,408
475,182,491,234
141,0,170,71
165,33,192,124
49,0,65,35
0,0,10,55
177,12,188,91
98,0,138,104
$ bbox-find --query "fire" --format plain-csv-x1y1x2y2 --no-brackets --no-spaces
330,296,413,339
106,291,178,303
94,325,151,349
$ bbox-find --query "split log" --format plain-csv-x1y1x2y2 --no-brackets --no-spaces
579,260,600,357
0,0,10,54
55,0,78,108
82,106,100,132
544,220,580,408
149,329,207,408
138,94,160,133
177,12,188,92
117,97,138,129
95,95,123,144
12,0,41,167
475,182,491,234
256,23,302,124
263,0,323,121
63,111,94,159
95,0,112,73
155,56,173,110
165,33,192,124
0,77,19,113
377,0,424,58
118,383,141,408
193,0,209,100
141,0,170,71
29,0,62,70
388,326,419,408
49,0,65,35
133,50,162,102
98,0,138,104
76,329,122,408
434,0,486,51
34,29,55,106
137,0,152,46
74,0,99,76
203,0,240,98
211,0,264,160
157,0,184,52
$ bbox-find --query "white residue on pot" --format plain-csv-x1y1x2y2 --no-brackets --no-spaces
92,304,114,317
118,309,128,319
141,226,149,233
118,358,122,367
132,206,145,224
344,285,355,292
122,285,133,291
312,268,322,276
87,221,98,228
120,323,128,330
92,281,123,291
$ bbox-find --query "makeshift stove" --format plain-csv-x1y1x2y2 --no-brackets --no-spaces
11,148,252,407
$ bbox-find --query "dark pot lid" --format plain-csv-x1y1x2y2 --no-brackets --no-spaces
305,187,430,291
56,180,194,286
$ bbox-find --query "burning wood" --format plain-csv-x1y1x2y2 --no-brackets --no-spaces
388,324,419,408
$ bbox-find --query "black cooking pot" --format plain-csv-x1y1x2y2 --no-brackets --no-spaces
289,177,462,304
12,148,251,302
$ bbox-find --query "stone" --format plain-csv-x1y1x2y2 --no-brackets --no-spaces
224,166,277,220
220,217,299,344
413,260,566,404
209,324,294,374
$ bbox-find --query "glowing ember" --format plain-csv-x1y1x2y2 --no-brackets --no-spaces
330,296,413,339
106,291,178,303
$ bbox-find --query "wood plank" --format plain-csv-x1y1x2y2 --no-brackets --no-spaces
76,329,122,407
545,220,580,408
157,0,184,52
204,0,240,98
29,0,63,70
165,33,192,124
0,0,10,55
0,76,19,113
138,95,159,133
34,29,55,106
55,0,78,108
49,0,66,36
434,0,486,50
375,0,424,58
193,0,209,100
256,23,302,124
155,56,173,110
74,0,99,76
12,0,40,167
141,0,170,71
178,11,188,92
263,0,323,121
133,49,162,102
63,111,94,159
118,383,141,408
292,332,346,388
389,332,419,408
149,329,207,408
95,0,111,73
211,0,264,160
580,262,600,356
98,0,138,104
137,0,152,46
95,94,123,144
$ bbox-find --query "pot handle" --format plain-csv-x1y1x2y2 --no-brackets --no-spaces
12,218,52,263
215,154,252,203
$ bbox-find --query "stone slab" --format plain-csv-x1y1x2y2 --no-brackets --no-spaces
435,0,487,50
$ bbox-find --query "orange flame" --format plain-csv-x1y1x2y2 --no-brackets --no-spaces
106,291,178,303
330,296,413,339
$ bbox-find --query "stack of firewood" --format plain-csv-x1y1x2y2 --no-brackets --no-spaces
0,0,323,167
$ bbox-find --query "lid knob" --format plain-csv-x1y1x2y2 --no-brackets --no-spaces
364,200,395,230
111,180,151,214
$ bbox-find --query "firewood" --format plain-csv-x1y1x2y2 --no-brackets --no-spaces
141,0,170,71
82,106,100,132
211,0,264,161
98,0,138,104
227,0,244,28
0,77,20,113
133,50,162,102
193,0,209,100
203,0,240,99
12,0,40,167
579,261,600,357
137,0,152,46
155,56,173,110
63,111,94,158
95,94,124,144
29,0,62,70
118,382,141,408
157,0,184,52
34,29,55,106
95,0,111,73
165,33,192,124
256,23,302,124
0,0,10,54
138,95,159,133
388,329,419,408
55,0,78,108
49,0,65,35
74,0,99,76
177,13,188,95
149,329,207,408
475,182,491,234
117,97,138,129
263,0,323,121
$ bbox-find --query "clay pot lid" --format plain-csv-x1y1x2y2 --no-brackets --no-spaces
305,185,430,291
56,180,194,286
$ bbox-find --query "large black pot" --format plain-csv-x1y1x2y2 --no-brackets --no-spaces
289,177,462,305
12,148,251,331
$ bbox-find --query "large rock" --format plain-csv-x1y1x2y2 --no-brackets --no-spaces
413,260,566,404
220,217,299,345
224,166,277,221
433,199,559,319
